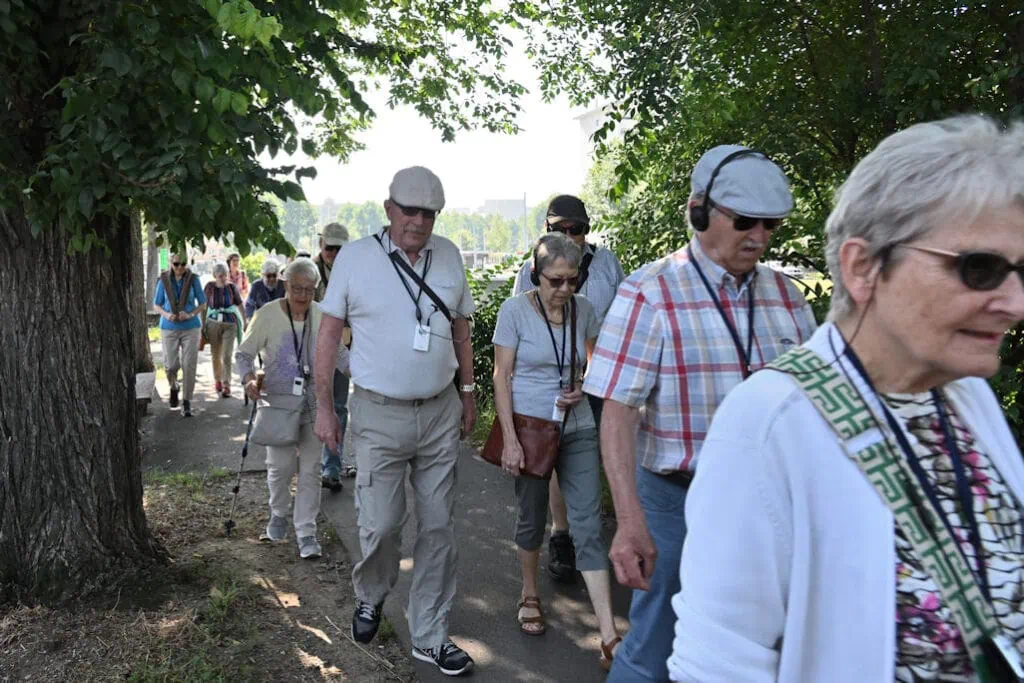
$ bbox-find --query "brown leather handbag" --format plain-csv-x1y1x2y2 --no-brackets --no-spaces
481,296,577,480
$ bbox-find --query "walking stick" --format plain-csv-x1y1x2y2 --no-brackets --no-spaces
224,370,264,536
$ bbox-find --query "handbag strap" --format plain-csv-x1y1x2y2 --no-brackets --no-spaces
769,346,1000,673
569,296,577,392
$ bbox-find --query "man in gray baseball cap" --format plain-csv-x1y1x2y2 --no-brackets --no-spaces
313,165,477,677
583,145,818,681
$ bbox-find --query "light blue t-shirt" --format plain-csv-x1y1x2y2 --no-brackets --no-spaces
153,273,206,331
493,293,601,434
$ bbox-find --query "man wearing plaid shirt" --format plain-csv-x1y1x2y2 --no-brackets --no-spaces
584,145,818,681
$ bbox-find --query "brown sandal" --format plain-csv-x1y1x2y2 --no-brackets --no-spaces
517,596,546,636
599,636,622,672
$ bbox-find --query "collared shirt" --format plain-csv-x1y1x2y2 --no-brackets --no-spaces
513,243,625,324
245,278,286,319
583,238,817,473
320,229,475,401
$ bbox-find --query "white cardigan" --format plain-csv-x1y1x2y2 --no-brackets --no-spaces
669,323,1024,682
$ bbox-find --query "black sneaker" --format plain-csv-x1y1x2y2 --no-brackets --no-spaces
351,600,383,644
182,400,192,417
169,385,179,408
548,532,577,583
321,474,343,492
412,639,474,676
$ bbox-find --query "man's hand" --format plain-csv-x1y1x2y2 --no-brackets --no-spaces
314,405,342,453
460,392,477,437
609,516,658,590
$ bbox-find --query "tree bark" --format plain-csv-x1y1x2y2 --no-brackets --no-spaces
0,203,166,601
130,209,154,374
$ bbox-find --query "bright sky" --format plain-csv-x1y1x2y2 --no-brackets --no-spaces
274,44,595,212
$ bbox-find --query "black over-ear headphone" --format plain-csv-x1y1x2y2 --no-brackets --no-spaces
688,148,768,232
530,241,541,286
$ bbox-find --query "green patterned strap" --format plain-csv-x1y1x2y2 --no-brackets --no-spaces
769,346,999,667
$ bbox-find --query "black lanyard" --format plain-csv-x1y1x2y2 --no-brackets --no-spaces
285,300,310,378
843,345,991,602
688,244,756,378
536,294,568,388
376,231,433,323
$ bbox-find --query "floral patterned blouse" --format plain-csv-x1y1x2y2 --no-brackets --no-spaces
886,392,1024,681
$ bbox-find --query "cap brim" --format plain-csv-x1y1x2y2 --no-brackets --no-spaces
323,238,346,246
546,215,589,226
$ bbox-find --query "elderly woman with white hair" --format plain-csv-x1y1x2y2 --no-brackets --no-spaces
244,257,286,320
491,232,622,669
202,261,246,398
670,115,1024,682
236,258,349,559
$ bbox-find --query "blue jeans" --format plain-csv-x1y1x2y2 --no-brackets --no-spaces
320,369,350,477
607,466,689,683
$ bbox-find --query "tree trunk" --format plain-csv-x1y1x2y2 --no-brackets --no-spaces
0,203,166,601
130,209,154,374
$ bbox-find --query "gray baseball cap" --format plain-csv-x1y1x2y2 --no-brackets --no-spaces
389,166,445,211
691,145,793,219
321,222,349,247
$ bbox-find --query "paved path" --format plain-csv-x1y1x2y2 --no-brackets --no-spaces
144,339,632,682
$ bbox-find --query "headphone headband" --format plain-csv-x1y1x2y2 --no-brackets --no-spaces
691,148,769,232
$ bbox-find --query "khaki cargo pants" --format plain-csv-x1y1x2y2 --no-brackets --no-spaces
349,384,462,650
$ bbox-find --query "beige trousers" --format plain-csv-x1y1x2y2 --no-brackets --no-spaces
266,422,322,539
205,319,236,386
161,327,201,401
349,384,462,650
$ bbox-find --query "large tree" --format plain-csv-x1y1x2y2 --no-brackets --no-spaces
0,0,530,599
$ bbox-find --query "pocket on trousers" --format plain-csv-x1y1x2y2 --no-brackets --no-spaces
637,470,687,514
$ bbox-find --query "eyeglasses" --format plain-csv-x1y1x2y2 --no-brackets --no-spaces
548,221,587,236
171,262,185,267
323,245,341,253
712,203,781,231
391,199,437,221
899,245,1024,292
288,285,316,296
541,273,580,289
265,273,278,279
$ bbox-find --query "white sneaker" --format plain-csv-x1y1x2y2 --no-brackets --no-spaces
298,536,322,559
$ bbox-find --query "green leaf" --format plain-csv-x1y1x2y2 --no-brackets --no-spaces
78,189,93,218
100,48,132,77
300,139,316,156
230,92,248,116
207,120,227,144
195,76,215,103
213,88,232,114
171,68,190,93
0,17,14,34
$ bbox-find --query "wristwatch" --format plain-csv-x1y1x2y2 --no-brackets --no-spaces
460,383,476,394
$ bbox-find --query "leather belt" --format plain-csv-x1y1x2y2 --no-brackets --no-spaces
658,469,694,486
353,385,448,408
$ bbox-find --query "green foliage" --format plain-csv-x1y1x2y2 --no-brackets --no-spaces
534,0,1024,437
239,252,266,283
278,199,317,249
466,257,518,402
332,201,387,240
2,0,535,257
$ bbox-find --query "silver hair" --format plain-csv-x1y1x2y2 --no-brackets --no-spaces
261,258,280,275
534,231,583,274
212,260,229,277
826,114,1024,321
282,257,320,286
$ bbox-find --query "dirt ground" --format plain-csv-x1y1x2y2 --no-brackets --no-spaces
0,471,415,682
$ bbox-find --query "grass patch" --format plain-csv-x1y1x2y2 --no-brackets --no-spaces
377,616,396,644
145,468,233,500
147,326,161,343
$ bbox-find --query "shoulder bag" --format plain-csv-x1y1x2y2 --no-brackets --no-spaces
480,296,578,480
249,393,304,447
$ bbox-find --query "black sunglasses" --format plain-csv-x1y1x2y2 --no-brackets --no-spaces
712,203,781,231
901,245,1024,292
391,199,437,221
323,245,341,253
547,221,587,236
541,273,580,289
171,261,185,267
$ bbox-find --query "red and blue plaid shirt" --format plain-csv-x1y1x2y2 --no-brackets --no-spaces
584,239,818,473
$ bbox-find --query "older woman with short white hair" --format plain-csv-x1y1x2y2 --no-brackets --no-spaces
202,261,245,397
236,258,348,559
670,115,1024,682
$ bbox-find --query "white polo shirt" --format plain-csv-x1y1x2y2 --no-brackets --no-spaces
321,230,475,400
513,242,625,323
